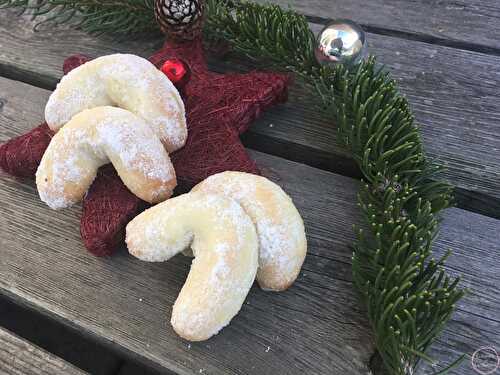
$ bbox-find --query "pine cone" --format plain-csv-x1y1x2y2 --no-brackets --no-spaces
155,0,205,41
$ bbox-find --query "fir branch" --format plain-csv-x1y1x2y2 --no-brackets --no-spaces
206,1,464,374
205,0,317,73
0,0,157,35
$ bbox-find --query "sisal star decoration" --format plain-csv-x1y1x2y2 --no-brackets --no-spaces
0,39,289,256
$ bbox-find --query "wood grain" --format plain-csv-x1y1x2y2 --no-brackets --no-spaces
117,361,170,375
253,0,500,52
1,76,499,374
0,11,499,218
0,327,88,375
0,295,122,375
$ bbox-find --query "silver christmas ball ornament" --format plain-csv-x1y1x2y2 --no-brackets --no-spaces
315,19,367,66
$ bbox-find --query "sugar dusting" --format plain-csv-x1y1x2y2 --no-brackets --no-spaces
127,192,258,340
209,243,231,283
96,112,173,182
37,107,175,209
184,193,257,333
36,123,99,209
194,171,307,289
99,54,186,151
45,54,187,151
45,62,110,130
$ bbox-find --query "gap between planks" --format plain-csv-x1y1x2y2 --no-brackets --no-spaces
0,326,88,375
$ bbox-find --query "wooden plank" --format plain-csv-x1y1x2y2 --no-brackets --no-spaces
1,77,499,375
0,327,88,375
0,12,499,218
253,0,500,51
0,295,122,375
117,362,172,375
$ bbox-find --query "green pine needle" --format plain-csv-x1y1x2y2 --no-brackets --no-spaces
0,0,465,374
0,0,157,35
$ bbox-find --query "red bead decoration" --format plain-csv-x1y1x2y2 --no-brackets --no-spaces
161,59,191,89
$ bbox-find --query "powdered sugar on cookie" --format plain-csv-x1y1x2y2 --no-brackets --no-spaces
45,53,187,153
192,171,307,291
36,106,176,209
126,191,258,341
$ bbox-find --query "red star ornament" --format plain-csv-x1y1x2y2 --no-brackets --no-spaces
0,39,290,256
150,38,289,185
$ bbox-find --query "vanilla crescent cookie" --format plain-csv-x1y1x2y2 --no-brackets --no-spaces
45,54,187,152
36,106,176,209
126,191,258,341
192,172,307,291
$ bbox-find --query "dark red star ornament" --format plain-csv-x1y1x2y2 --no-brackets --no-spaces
0,39,290,256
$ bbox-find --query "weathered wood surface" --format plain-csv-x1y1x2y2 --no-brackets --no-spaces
254,0,500,51
0,11,499,218
0,327,88,375
0,294,122,375
118,362,171,375
1,76,499,374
